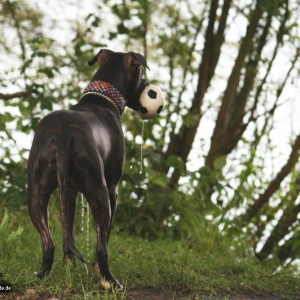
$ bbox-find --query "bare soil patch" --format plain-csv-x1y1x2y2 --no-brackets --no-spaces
0,287,299,300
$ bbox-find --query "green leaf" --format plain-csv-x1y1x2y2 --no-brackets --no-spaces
38,67,54,78
213,156,227,171
28,96,39,111
18,103,31,118
41,98,53,110
0,209,9,229
166,155,185,171
7,226,24,241
147,171,167,187
32,51,47,58
0,112,14,123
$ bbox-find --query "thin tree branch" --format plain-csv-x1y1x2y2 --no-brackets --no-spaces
212,0,263,134
277,229,300,264
243,134,300,223
0,90,32,100
163,15,205,160
206,0,263,168
248,0,290,122
6,0,26,61
257,198,300,260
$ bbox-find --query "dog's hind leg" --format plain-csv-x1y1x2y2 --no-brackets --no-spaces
58,176,86,269
61,185,78,266
107,186,118,243
28,179,55,279
54,138,86,269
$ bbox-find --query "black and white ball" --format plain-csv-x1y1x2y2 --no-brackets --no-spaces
138,85,165,120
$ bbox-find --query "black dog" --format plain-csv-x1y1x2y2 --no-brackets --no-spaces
27,49,148,290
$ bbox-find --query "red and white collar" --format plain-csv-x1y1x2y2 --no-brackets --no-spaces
80,81,125,120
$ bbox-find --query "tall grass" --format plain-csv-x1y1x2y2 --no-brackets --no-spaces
0,203,299,299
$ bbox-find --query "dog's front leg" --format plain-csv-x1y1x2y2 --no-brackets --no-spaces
86,184,123,291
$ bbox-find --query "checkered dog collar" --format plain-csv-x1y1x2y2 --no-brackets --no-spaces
80,81,126,120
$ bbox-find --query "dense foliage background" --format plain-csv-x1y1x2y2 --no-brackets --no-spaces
1,0,300,270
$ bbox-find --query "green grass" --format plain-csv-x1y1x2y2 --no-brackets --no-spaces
0,207,299,299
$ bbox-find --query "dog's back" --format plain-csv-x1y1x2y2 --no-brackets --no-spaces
28,102,125,192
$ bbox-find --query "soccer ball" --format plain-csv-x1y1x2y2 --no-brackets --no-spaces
138,85,165,120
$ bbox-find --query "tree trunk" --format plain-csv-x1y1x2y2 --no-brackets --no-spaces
163,0,232,184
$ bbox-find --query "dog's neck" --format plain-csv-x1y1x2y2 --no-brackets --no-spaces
80,81,126,119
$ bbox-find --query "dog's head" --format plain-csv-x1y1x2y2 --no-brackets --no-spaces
88,49,149,111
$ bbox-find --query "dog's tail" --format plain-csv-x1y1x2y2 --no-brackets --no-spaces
52,137,87,270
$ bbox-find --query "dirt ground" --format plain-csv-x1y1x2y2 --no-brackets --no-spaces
0,287,299,300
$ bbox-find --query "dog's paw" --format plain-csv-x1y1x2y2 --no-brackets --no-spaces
64,257,75,267
100,278,124,292
116,283,124,292
34,271,51,281
101,278,112,289
94,262,100,275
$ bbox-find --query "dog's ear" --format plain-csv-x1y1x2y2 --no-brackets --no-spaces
88,49,113,67
126,52,150,70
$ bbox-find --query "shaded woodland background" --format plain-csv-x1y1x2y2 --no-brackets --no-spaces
1,0,300,269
